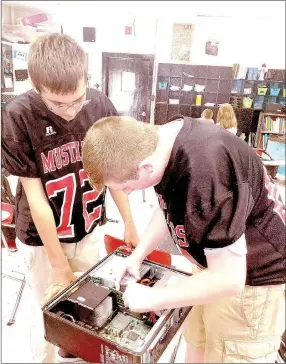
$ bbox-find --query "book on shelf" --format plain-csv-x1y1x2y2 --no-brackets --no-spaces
262,134,270,150
262,116,285,134
261,133,285,150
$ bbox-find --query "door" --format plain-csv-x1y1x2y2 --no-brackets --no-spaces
102,53,154,122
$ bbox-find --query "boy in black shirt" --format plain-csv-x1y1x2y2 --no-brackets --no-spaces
2,35,138,363
83,116,285,363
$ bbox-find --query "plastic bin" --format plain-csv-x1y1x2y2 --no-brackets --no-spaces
270,88,280,96
243,97,253,108
158,81,168,90
270,82,280,88
244,88,252,95
265,96,277,104
247,67,258,80
257,87,268,96
253,96,264,109
231,79,244,94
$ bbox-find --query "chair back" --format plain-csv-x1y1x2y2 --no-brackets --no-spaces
104,235,172,267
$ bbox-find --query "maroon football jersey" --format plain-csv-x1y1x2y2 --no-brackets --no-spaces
2,88,117,246
155,118,285,286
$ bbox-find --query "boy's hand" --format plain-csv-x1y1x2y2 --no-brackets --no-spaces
124,222,139,248
113,254,142,290
41,265,77,305
123,282,156,312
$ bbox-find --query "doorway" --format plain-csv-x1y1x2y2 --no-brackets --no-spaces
102,53,154,122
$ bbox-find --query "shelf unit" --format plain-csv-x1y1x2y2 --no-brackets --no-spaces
231,68,286,110
231,80,286,109
255,112,286,150
155,64,233,124
154,63,286,146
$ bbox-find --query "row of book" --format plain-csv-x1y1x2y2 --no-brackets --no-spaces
262,116,286,134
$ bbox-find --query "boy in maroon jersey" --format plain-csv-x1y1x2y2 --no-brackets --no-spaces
83,116,285,364
2,34,138,363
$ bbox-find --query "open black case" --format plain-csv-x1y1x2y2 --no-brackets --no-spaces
42,246,192,363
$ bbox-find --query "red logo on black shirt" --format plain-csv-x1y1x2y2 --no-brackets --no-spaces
41,141,83,174
157,193,189,248
158,194,167,210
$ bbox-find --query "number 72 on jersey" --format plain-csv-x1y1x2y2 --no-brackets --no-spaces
46,169,102,238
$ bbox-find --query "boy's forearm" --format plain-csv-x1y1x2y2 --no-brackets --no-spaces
30,201,69,268
132,207,169,262
109,189,135,226
148,246,246,310
150,268,243,311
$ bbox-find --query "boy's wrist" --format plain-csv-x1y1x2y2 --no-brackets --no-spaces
50,259,70,270
131,245,146,264
124,219,136,229
147,287,171,311
48,252,69,270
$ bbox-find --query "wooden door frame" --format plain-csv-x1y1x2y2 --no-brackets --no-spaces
102,52,154,120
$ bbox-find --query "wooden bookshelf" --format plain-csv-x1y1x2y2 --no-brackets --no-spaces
255,112,286,149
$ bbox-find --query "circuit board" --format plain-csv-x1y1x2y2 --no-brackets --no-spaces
43,247,193,364
100,312,151,351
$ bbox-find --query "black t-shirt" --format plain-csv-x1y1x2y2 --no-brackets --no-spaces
155,118,285,286
2,88,117,246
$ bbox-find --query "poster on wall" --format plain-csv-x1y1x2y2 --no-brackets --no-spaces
13,50,27,62
171,24,193,62
205,38,219,56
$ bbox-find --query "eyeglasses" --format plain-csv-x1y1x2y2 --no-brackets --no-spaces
50,99,90,113
39,87,91,113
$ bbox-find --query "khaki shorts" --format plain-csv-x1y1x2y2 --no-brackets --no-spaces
184,278,285,363
16,229,100,363
16,229,100,303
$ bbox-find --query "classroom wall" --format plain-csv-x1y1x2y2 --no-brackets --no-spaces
189,16,286,69
62,14,157,89
3,3,285,85
2,5,12,24
2,2,285,105
62,14,285,89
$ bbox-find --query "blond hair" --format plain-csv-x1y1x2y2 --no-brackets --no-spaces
201,109,213,120
28,33,87,94
217,103,237,129
83,116,159,191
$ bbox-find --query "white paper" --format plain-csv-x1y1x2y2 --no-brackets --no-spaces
4,76,13,88
121,72,135,92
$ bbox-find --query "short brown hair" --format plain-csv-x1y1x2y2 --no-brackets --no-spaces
28,33,87,94
217,103,237,129
83,116,159,191
202,109,213,119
